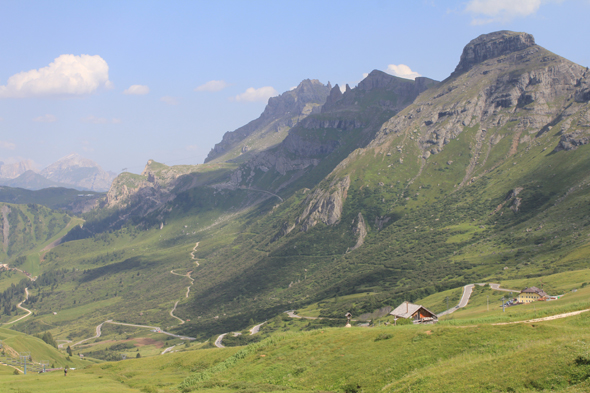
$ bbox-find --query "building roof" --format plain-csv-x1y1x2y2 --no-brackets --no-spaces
389,301,437,319
520,286,548,297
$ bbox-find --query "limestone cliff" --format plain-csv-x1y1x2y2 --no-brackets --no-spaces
204,79,331,163
369,31,587,190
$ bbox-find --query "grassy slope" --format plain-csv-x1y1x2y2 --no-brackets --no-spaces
3,306,589,393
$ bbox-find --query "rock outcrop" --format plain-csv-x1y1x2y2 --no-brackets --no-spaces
372,31,586,179
205,79,331,163
450,31,536,78
350,212,367,251
297,176,350,232
322,70,438,113
105,160,199,211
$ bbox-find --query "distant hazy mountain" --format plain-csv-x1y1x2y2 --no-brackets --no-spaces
0,170,73,190
40,153,117,192
0,159,37,179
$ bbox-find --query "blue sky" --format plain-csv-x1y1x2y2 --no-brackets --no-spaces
0,0,589,173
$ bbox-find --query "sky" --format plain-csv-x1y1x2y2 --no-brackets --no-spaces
0,0,589,174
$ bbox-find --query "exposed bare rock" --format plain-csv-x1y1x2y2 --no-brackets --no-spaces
205,79,330,163
451,31,536,78
324,84,343,107
370,30,586,190
350,213,367,251
510,197,522,213
297,176,350,232
323,70,438,113
106,160,199,210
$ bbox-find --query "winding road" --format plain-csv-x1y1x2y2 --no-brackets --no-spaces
2,288,32,326
70,320,196,350
439,282,519,317
214,333,227,348
249,322,266,335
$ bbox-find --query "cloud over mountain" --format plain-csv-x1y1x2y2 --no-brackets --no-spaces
385,64,421,80
0,54,112,98
232,86,278,102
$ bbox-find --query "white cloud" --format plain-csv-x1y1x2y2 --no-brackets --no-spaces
0,54,112,98
465,0,559,24
160,96,179,105
123,84,150,95
385,64,422,80
194,80,230,92
81,115,121,124
186,145,199,151
0,140,16,150
232,86,278,102
33,114,57,123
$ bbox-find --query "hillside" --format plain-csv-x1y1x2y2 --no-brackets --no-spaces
0,30,588,350
1,296,590,392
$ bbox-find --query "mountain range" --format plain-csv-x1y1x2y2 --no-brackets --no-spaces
1,30,590,344
0,153,117,191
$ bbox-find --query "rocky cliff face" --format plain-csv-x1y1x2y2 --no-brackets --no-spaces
322,70,438,113
297,175,351,232
40,153,116,191
225,71,439,194
370,31,587,167
204,79,331,163
105,160,199,210
450,31,536,78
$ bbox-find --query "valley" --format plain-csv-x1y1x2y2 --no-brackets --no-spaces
1,30,590,392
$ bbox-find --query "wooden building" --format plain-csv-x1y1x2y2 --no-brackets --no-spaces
390,301,438,324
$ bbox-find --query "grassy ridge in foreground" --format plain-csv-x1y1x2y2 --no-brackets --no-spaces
2,305,590,392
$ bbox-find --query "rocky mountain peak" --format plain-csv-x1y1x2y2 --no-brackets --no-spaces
451,31,536,78
40,153,116,191
325,84,343,106
0,159,37,179
205,79,331,163
261,79,330,120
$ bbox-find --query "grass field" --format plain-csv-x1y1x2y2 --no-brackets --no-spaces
3,309,589,393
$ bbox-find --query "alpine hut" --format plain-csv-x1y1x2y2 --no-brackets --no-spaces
390,301,438,324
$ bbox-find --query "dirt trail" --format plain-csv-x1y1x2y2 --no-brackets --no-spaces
492,308,590,325
167,241,200,324
169,301,185,324
3,288,32,326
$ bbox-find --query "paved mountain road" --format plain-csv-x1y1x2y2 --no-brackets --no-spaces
214,333,227,348
249,322,266,335
439,283,521,317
